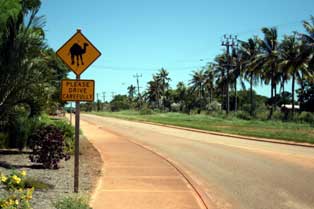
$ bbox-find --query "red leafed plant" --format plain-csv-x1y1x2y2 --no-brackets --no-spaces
29,125,70,169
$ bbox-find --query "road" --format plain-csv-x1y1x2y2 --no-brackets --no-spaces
81,114,314,209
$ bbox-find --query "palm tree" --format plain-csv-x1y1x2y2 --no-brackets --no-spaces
176,81,186,102
279,34,311,116
254,27,280,119
204,64,215,103
213,53,228,110
0,0,48,124
298,16,314,101
299,16,314,47
127,85,136,101
239,37,260,115
189,69,205,100
157,68,171,109
146,75,162,108
230,47,246,112
157,68,171,93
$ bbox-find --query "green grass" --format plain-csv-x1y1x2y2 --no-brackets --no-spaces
89,110,314,144
53,196,91,209
24,177,55,190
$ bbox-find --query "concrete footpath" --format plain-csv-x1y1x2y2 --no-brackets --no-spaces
80,119,207,209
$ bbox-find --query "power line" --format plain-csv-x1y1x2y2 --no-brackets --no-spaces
225,18,312,38
89,18,312,73
91,64,206,71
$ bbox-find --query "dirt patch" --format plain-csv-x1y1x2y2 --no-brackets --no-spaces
0,136,103,209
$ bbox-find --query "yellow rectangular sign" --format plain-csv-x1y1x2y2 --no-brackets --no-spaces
61,79,95,102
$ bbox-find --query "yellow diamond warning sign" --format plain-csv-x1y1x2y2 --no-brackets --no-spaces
56,30,101,76
61,79,95,102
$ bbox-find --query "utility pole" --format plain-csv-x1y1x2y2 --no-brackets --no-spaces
234,44,240,113
133,73,142,98
133,73,142,107
111,91,115,101
102,92,106,103
96,93,100,111
221,34,238,115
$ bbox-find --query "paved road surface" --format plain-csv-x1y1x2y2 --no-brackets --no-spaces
81,118,207,209
82,114,314,209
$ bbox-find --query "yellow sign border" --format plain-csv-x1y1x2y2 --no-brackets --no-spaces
56,30,101,76
61,79,95,102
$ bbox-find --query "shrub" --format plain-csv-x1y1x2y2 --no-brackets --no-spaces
235,111,252,120
206,101,222,112
36,116,75,153
190,109,201,115
53,120,75,154
153,108,161,113
206,110,225,118
170,103,180,112
296,112,314,123
0,133,9,149
110,95,130,112
53,196,92,209
272,110,285,121
139,108,153,115
255,111,269,121
29,125,70,169
0,170,34,209
3,114,41,150
1,170,26,191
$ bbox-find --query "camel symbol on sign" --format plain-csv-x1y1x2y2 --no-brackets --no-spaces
69,43,89,66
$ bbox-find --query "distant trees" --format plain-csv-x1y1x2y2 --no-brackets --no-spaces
110,95,130,111
113,16,314,121
145,68,171,109
127,85,136,101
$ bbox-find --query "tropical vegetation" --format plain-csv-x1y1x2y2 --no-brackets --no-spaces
88,16,314,125
0,0,69,150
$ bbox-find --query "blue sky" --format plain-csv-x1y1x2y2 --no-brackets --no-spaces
39,0,314,101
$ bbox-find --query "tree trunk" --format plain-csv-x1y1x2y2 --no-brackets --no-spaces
234,79,237,112
274,83,277,97
268,76,274,120
210,87,213,103
250,74,253,116
299,72,305,105
226,68,230,115
292,73,295,118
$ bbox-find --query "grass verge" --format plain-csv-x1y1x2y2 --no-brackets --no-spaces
89,110,314,144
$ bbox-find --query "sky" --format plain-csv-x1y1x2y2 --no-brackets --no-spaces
39,0,314,101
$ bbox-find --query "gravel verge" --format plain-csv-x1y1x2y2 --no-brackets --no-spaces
0,135,103,209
